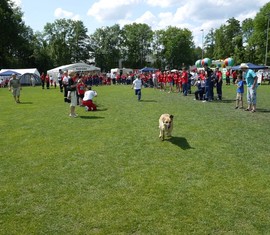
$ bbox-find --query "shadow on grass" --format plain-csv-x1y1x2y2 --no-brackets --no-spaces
140,100,157,103
219,99,235,103
166,136,194,150
96,108,108,111
79,116,105,119
19,102,33,104
256,108,270,113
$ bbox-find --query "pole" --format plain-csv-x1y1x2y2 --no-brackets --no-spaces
200,29,204,59
265,14,270,65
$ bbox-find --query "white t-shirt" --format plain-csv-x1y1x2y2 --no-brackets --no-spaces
83,90,97,101
62,75,69,85
133,78,142,89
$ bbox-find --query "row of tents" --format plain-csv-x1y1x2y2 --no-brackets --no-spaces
0,63,101,85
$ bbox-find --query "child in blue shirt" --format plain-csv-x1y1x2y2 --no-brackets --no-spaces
235,74,244,109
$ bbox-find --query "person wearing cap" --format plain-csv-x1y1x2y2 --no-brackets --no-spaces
8,73,22,103
240,63,258,112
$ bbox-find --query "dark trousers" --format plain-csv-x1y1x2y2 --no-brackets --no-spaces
216,83,222,100
135,89,141,100
195,89,204,100
58,80,63,92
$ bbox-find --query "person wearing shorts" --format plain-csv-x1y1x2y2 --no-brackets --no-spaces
240,63,258,113
8,73,21,103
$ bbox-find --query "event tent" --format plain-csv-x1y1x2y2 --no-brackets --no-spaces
0,68,41,85
231,63,268,70
0,70,21,76
47,63,101,80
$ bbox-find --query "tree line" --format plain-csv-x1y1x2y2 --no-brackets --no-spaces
1,0,270,73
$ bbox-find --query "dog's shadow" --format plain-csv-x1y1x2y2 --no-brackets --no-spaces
166,136,194,150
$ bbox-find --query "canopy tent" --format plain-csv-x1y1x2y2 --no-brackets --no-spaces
47,63,101,80
0,70,21,76
0,68,41,85
231,63,268,70
139,67,158,73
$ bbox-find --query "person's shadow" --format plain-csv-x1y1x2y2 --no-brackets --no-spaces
167,136,194,150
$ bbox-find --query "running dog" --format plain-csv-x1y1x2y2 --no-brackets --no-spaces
159,114,174,141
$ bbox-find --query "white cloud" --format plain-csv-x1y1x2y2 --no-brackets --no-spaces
145,0,180,8
136,11,157,25
87,0,140,22
54,8,80,21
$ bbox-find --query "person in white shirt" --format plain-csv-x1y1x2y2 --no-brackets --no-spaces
131,75,142,101
82,86,97,111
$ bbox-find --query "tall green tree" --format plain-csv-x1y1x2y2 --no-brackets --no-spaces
89,24,122,72
204,29,215,59
43,19,90,67
0,0,35,68
241,18,255,62
250,2,270,64
154,26,194,69
122,23,153,68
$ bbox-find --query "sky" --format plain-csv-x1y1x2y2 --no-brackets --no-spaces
12,0,269,47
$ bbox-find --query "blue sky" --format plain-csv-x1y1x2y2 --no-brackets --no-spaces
13,0,269,47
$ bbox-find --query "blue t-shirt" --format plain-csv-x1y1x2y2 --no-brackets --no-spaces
244,69,257,87
237,80,244,93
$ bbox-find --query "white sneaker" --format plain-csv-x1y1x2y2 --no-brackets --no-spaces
85,106,89,111
69,113,78,118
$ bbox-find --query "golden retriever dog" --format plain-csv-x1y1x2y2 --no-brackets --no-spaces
159,114,174,141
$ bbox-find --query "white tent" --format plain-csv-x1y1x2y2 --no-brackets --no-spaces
0,68,41,85
47,63,101,80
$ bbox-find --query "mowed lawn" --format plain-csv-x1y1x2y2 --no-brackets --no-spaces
1,83,270,234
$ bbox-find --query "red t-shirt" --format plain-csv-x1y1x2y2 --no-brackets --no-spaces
181,71,188,84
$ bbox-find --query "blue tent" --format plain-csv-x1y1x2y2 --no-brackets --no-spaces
231,63,268,70
139,67,158,73
0,70,21,76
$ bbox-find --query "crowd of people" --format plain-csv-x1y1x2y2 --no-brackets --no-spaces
6,63,259,116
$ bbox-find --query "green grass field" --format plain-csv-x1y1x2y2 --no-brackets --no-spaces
1,84,270,234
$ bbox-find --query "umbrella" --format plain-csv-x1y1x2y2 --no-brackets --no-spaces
0,70,21,76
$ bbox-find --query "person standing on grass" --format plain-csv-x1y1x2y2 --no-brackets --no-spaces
131,75,143,101
77,78,86,106
203,63,213,102
181,67,189,96
215,67,223,100
8,73,22,103
235,74,244,109
240,63,258,113
57,69,63,92
62,71,69,103
67,72,79,117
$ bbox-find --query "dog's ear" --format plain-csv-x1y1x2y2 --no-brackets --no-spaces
170,115,174,119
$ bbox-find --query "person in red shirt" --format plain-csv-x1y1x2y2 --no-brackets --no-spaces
226,70,231,85
215,67,223,100
158,72,164,91
232,70,237,84
167,71,173,93
45,74,50,89
77,79,86,106
181,67,188,96
40,72,45,89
